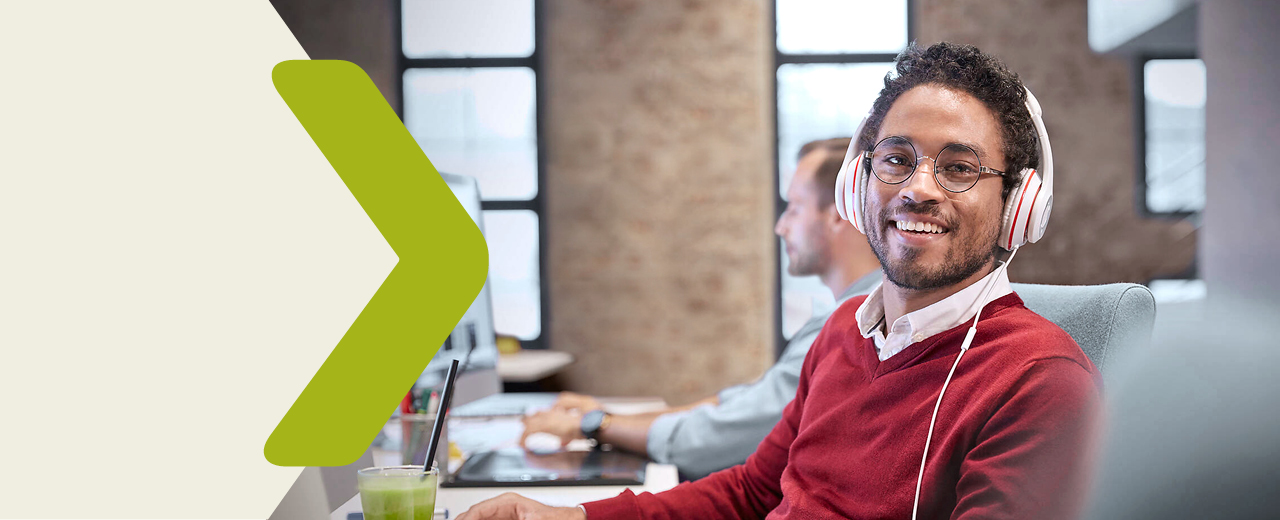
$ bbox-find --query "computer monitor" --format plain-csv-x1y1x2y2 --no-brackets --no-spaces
418,172,498,384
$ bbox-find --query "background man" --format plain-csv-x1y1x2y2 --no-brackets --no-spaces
519,137,881,480
459,42,1101,520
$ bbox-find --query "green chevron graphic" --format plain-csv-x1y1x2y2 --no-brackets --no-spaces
264,60,488,466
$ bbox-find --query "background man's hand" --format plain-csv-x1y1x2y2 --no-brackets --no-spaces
552,391,602,412
455,493,586,520
521,407,585,448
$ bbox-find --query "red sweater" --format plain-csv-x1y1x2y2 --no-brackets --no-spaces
584,293,1102,519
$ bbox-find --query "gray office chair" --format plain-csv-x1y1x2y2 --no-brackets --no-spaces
1012,283,1156,373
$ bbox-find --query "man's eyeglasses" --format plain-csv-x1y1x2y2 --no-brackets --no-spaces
864,136,1007,193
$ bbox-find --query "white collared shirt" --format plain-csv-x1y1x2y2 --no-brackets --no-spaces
855,269,1013,361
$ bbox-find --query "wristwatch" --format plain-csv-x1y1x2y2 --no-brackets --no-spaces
580,409,611,440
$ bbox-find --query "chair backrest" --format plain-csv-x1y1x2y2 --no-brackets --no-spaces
1012,283,1156,373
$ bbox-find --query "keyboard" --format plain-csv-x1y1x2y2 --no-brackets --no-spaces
450,392,559,418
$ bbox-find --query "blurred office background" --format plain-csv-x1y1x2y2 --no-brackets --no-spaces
268,0,1276,406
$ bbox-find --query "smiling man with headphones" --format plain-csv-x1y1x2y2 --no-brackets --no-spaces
459,42,1102,520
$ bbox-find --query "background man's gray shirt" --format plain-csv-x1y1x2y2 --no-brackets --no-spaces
645,270,883,479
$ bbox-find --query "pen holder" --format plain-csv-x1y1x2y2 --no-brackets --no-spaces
401,414,449,479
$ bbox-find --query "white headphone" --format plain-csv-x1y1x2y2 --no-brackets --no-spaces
834,87,1054,251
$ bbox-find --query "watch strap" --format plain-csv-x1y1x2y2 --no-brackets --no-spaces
580,409,608,440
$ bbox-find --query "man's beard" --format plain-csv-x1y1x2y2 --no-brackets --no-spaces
784,228,830,277
786,246,825,277
866,201,998,291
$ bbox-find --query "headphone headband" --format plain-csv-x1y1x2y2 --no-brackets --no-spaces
1021,88,1053,197
833,115,871,227
1003,87,1054,249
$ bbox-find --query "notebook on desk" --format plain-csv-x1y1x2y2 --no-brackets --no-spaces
443,448,648,488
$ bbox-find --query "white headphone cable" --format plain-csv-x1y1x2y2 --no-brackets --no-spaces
909,246,1019,520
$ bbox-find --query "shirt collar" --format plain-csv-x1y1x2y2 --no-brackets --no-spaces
855,267,1013,349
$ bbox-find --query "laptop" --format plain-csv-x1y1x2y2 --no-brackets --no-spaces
443,448,648,487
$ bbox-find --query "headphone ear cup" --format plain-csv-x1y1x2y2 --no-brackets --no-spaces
834,158,850,222
851,156,869,235
999,169,1043,250
1024,175,1051,244
999,175,1022,250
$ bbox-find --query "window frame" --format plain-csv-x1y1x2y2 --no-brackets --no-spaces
770,0,914,357
394,0,551,349
1133,53,1204,221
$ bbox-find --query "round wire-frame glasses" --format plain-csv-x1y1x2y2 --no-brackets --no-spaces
864,136,1008,193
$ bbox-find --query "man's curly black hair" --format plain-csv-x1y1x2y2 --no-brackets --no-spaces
857,42,1039,201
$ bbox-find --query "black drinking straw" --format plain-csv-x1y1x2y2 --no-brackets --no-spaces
422,359,459,479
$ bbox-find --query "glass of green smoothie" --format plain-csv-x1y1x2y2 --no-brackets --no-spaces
357,465,438,520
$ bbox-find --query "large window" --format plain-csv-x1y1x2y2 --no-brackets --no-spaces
773,0,910,350
1138,57,1205,304
1140,57,1205,216
398,0,547,347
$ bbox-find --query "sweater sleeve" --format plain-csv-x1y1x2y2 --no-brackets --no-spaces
951,357,1102,520
581,325,829,520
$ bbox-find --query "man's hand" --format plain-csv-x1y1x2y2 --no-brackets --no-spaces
455,493,586,520
521,408,585,448
552,392,602,413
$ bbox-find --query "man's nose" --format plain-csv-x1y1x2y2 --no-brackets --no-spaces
898,159,946,204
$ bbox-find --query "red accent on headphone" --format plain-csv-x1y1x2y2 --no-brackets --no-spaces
1006,170,1035,250
850,157,861,231
1024,180,1044,244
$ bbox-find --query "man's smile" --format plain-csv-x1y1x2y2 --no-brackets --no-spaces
887,215,952,245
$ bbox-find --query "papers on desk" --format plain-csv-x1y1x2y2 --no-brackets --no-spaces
451,417,525,454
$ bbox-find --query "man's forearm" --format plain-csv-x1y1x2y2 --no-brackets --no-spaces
597,411,664,454
597,395,719,454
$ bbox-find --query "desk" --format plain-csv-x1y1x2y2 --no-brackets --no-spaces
332,397,675,519
330,463,678,519
497,350,575,383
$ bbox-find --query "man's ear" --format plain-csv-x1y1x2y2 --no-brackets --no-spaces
824,203,844,230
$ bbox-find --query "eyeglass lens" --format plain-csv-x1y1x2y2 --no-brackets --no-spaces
870,136,985,192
